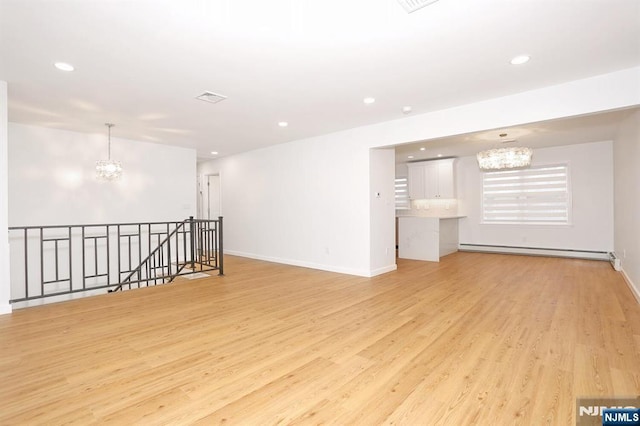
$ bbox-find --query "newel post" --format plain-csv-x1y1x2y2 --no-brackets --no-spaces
218,216,224,276
189,216,196,269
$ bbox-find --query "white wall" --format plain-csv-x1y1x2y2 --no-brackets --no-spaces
197,145,400,278
613,109,640,301
369,148,396,274
8,123,197,226
197,145,397,278
198,132,374,276
457,141,614,252
0,81,11,314
197,67,638,277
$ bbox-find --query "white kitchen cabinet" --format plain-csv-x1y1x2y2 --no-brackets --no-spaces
432,160,455,198
408,165,425,200
407,158,455,200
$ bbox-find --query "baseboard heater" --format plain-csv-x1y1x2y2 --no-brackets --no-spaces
458,243,610,261
609,252,622,271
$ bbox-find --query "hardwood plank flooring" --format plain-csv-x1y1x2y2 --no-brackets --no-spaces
0,252,638,425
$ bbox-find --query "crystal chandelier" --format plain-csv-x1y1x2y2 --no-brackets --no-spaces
477,147,533,171
96,123,122,180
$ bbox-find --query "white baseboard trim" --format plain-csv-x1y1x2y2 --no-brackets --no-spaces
0,303,12,315
621,268,640,305
458,244,609,261
369,264,398,277
225,250,395,278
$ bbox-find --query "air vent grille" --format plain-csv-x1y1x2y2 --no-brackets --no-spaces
397,0,439,13
195,91,228,104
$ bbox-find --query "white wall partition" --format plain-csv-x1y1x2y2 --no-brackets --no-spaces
457,141,614,252
198,146,394,277
613,109,640,301
0,81,11,314
347,67,640,152
198,132,373,276
369,148,396,275
8,124,197,226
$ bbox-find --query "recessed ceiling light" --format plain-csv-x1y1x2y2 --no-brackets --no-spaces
54,62,74,71
419,147,426,151
510,55,530,65
408,155,414,159
210,151,218,155
402,106,412,114
437,154,443,157
363,97,376,105
278,121,288,127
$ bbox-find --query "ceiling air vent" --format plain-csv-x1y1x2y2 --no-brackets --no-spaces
195,91,228,104
397,0,439,13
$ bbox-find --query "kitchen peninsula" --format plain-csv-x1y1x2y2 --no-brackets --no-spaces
398,215,465,262
398,158,464,262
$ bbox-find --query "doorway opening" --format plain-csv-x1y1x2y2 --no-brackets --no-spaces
199,174,221,220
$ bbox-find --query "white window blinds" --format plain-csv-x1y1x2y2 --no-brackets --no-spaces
395,177,410,210
482,164,571,224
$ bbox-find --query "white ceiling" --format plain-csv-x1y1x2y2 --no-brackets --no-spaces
1,0,639,160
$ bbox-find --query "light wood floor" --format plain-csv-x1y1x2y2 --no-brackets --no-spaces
1,252,639,425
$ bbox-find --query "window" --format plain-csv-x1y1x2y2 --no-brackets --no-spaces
395,177,410,210
482,164,571,225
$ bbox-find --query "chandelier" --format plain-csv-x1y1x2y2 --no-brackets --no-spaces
477,147,532,171
96,123,122,180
